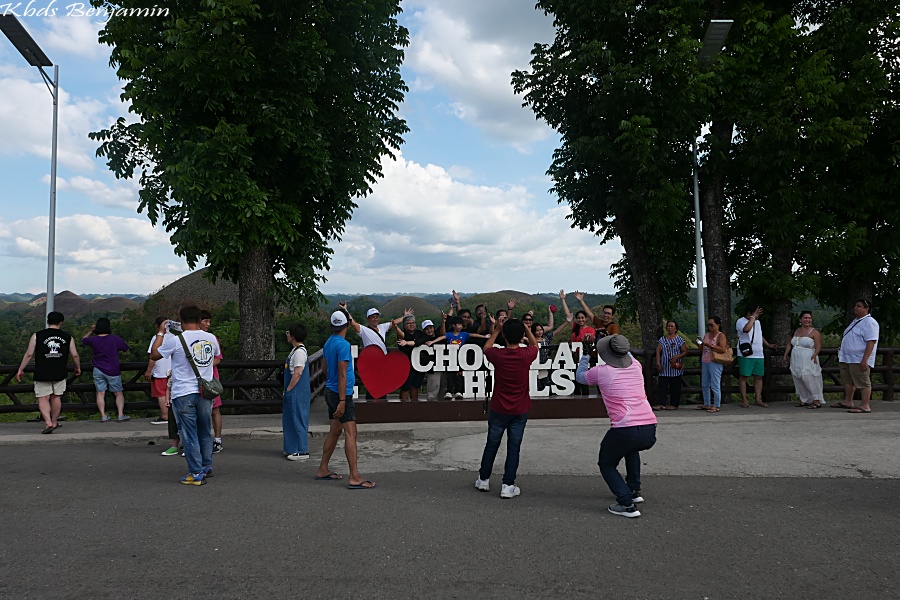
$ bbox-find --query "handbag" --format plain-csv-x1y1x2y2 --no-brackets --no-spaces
177,332,224,400
712,346,734,365
739,321,756,357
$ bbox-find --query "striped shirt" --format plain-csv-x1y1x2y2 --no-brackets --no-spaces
658,335,686,377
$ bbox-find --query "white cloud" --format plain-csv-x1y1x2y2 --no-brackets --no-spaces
403,0,556,150
321,152,622,293
51,175,139,209
42,14,105,59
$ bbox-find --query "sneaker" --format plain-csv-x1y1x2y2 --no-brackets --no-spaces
286,453,310,461
454,393,464,399
150,418,168,425
213,441,223,454
116,415,131,422
608,503,641,518
160,447,179,456
444,393,452,399
201,466,214,478
100,416,111,423
500,484,520,499
475,478,490,492
180,473,206,486
632,494,644,504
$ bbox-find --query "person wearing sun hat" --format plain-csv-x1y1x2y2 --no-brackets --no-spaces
576,333,657,518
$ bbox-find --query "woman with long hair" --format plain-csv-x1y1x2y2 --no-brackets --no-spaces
560,290,595,395
782,311,825,408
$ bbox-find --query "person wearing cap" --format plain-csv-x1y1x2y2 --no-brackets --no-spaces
339,301,411,399
315,308,375,489
419,319,446,401
475,318,539,499
575,333,658,518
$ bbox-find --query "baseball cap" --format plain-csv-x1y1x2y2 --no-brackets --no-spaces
366,308,380,318
421,319,434,329
330,310,349,331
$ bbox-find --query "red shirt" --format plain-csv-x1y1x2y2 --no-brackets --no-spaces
484,346,539,415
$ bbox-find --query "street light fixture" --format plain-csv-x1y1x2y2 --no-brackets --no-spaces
692,19,733,337
0,15,59,320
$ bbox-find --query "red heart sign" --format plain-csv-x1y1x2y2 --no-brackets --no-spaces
356,345,411,399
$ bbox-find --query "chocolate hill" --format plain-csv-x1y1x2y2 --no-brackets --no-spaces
26,291,140,318
151,268,240,308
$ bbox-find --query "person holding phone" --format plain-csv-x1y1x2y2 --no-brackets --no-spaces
697,316,728,412
735,304,777,408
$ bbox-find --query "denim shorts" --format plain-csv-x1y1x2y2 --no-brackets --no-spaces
93,367,123,393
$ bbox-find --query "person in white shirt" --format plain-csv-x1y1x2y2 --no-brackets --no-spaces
150,306,221,486
735,304,776,408
339,301,410,399
145,316,172,425
835,299,880,413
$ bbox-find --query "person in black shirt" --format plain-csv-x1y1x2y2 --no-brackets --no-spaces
395,315,426,401
17,311,82,434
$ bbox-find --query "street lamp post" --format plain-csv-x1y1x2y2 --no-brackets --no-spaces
0,15,59,320
692,19,733,336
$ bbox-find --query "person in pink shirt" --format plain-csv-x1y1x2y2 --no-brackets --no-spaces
576,334,657,518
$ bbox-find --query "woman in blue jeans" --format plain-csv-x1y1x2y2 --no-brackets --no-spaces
283,324,311,460
697,316,728,412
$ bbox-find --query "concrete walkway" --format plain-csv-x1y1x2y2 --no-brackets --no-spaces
3,400,898,480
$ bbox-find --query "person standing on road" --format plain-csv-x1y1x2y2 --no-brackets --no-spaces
150,306,220,486
315,309,376,489
283,323,311,460
697,316,728,412
782,311,825,409
145,316,171,425
16,311,81,434
342,302,409,400
834,299,880,413
82,318,131,422
576,334,657,518
475,318,538,500
654,320,688,411
736,304,777,408
200,310,225,453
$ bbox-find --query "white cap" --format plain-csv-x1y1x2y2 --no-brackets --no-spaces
330,310,348,330
366,308,381,318
421,319,434,329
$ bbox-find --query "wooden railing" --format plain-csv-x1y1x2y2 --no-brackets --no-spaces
0,346,895,414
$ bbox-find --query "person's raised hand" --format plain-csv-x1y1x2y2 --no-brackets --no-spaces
559,289,566,300
507,298,516,310
574,290,584,301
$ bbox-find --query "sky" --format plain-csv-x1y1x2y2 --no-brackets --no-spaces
0,1,624,296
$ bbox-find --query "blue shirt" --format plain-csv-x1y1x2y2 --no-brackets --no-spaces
445,331,470,346
324,334,354,395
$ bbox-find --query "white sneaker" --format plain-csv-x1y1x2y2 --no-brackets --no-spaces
475,478,490,492
608,503,641,518
444,393,452,399
286,453,310,461
454,393,464,399
500,484,520,499
632,495,644,504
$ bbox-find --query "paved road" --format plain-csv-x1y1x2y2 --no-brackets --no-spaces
2,402,899,599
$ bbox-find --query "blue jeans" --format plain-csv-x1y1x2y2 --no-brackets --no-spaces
282,391,310,455
598,424,657,507
172,393,213,475
702,361,723,407
479,411,528,485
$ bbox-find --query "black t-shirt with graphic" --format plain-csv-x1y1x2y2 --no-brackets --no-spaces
34,328,73,382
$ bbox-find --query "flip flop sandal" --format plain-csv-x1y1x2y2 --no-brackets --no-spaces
806,403,822,409
847,408,871,413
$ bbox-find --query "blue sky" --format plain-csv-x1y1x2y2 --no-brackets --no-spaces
0,0,624,295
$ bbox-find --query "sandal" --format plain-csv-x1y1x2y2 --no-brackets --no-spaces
806,402,822,409
831,402,855,409
706,407,720,413
696,405,711,410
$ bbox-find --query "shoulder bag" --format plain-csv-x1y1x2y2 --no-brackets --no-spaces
739,321,756,357
712,334,734,365
177,332,224,400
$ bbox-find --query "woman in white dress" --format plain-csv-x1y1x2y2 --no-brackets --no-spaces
782,311,825,408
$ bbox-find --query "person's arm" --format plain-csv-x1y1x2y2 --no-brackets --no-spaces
674,338,688,361
763,337,776,350
439,312,447,336
426,332,450,347
338,301,361,334
860,340,877,371
811,330,821,363
68,337,82,376
655,342,663,371
742,315,755,333
483,319,502,350
714,332,728,354
522,321,537,347
15,334,37,382
391,308,414,327
145,357,157,382
782,334,793,365
575,354,592,386
507,298,516,313
574,291,595,321
333,360,348,417
468,333,490,339
149,320,168,361
559,290,571,319
286,348,307,392
82,324,95,341
546,306,554,331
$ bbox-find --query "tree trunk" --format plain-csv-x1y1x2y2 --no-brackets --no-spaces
700,119,734,335
616,209,664,356
238,246,276,400
768,244,795,402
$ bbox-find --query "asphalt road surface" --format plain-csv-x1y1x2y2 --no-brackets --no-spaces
1,438,898,600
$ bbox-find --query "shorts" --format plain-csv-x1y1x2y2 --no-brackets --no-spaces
738,357,765,377
325,388,355,423
150,377,168,398
400,369,425,392
34,380,66,398
213,396,223,409
93,368,123,393
840,362,872,388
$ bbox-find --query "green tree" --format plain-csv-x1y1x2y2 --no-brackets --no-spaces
89,0,409,363
513,0,712,350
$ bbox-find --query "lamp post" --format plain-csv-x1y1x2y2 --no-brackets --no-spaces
692,19,732,336
0,15,59,320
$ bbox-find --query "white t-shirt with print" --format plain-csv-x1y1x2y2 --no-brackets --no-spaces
358,323,391,352
735,317,764,358
157,330,221,399
146,335,172,378
838,315,879,366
